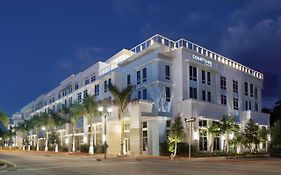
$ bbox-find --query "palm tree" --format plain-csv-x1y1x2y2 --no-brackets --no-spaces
109,84,132,155
57,105,70,146
49,111,67,152
83,94,98,154
0,111,9,126
208,122,220,155
68,102,84,152
218,116,237,153
15,121,30,150
29,115,42,151
40,113,54,151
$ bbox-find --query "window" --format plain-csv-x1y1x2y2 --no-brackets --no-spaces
213,134,220,151
138,91,141,99
95,125,102,145
202,90,206,101
207,72,211,85
143,122,148,151
108,78,111,86
233,98,239,110
75,84,79,90
189,66,197,81
207,91,211,102
245,82,249,96
91,76,96,82
221,95,227,105
254,88,258,99
78,92,82,102
199,120,207,127
165,65,170,80
127,75,131,86
199,129,208,151
202,70,206,84
83,90,88,98
69,88,72,93
255,103,259,112
58,94,61,99
143,89,147,100
246,101,252,110
190,87,197,99
94,84,99,96
165,87,171,102
104,80,107,93
85,79,90,85
137,70,141,84
142,67,147,82
250,84,254,97
220,76,226,89
233,80,238,93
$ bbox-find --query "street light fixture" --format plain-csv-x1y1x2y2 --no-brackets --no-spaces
98,106,112,159
185,117,196,160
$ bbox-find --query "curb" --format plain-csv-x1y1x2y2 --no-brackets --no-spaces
0,160,16,169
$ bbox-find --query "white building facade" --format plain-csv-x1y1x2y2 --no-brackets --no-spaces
13,34,269,155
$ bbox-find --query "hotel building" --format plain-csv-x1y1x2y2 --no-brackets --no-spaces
13,34,269,155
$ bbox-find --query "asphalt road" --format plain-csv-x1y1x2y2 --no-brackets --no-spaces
0,151,281,175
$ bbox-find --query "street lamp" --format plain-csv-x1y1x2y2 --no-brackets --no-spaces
98,106,112,159
185,117,196,160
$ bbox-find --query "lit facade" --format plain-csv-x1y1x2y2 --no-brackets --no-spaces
13,34,269,155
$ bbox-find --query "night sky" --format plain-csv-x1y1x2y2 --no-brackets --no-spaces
0,0,281,116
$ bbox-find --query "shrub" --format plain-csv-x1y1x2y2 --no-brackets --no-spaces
79,144,89,153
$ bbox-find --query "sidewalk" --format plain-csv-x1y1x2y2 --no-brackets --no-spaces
0,149,228,162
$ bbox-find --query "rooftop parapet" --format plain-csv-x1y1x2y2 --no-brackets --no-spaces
129,34,263,80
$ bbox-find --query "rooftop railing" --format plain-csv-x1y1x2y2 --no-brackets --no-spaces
129,34,263,80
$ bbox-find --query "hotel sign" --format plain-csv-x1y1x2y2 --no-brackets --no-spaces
192,54,212,67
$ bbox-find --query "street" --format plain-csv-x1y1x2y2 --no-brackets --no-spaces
0,151,281,175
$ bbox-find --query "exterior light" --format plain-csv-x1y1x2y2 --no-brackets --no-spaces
98,106,103,112
107,107,112,113
193,131,199,140
229,132,234,140
65,138,69,144
41,126,46,131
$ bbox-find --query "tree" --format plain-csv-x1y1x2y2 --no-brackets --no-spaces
270,100,281,126
40,113,54,151
218,116,237,153
168,117,185,160
68,102,84,152
271,120,281,146
258,126,268,149
83,94,98,154
109,84,132,156
208,122,220,154
15,121,31,150
0,111,9,126
242,119,259,152
29,115,43,151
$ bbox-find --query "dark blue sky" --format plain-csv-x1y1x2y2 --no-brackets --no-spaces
1,0,281,116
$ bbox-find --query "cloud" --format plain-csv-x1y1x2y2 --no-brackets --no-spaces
57,60,73,70
76,47,104,61
218,1,281,106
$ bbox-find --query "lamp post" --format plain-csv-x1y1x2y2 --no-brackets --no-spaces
98,106,112,159
42,126,48,151
185,117,196,160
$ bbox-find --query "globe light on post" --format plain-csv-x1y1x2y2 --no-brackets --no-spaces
107,107,112,114
41,126,46,131
98,106,104,113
